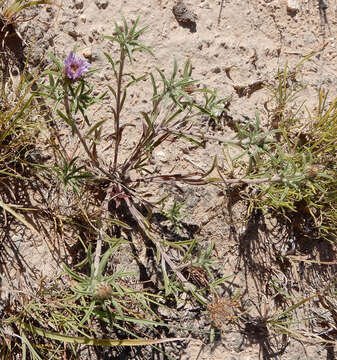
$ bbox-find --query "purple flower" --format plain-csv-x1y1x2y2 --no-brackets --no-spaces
64,51,90,80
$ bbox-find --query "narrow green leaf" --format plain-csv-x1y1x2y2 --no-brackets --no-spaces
47,51,63,71
109,219,132,230
79,300,96,326
108,85,117,99
150,73,158,98
62,263,86,282
86,119,107,137
120,89,127,112
57,110,73,127
171,58,178,82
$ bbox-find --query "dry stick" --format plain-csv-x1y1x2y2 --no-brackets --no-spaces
158,244,208,303
218,0,225,25
93,182,115,277
63,93,115,276
94,230,103,278
135,172,303,187
162,126,273,146
63,93,122,184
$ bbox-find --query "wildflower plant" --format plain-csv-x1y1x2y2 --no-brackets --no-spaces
36,16,219,240
2,10,336,359
11,15,229,358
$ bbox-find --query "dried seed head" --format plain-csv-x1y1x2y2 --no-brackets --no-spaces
305,165,323,179
94,283,113,300
207,297,240,327
183,84,197,94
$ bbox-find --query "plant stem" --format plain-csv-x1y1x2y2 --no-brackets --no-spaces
163,126,274,146
112,48,126,173
64,92,94,162
63,91,116,180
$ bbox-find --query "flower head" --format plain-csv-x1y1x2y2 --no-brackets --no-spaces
64,51,90,80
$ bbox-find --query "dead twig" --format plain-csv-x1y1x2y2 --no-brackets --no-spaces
218,0,225,25
162,126,273,146
318,0,331,35
93,182,115,277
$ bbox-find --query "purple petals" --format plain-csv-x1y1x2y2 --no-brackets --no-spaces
64,51,90,80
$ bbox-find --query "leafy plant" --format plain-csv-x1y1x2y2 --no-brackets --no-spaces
3,10,336,360
0,0,54,24
53,156,92,194
0,16,229,358
160,200,188,231
173,63,337,241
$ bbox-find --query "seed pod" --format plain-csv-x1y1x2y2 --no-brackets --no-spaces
305,165,322,179
94,282,113,300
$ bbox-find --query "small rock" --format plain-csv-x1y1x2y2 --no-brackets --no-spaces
90,49,100,62
199,2,210,9
95,0,108,9
287,0,300,14
83,47,102,62
63,23,78,38
173,0,197,31
74,0,83,9
154,150,168,163
303,33,315,45
80,15,86,23
83,49,91,59
212,66,221,74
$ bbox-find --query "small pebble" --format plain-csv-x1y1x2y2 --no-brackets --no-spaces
212,66,221,74
95,0,109,9
83,49,91,59
74,0,83,9
154,150,168,163
287,0,300,14
64,23,78,38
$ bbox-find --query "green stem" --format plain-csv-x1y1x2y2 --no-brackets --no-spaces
63,84,117,181
63,92,95,165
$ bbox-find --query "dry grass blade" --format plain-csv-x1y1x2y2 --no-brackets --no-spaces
0,199,39,234
21,322,185,346
1,1,55,22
